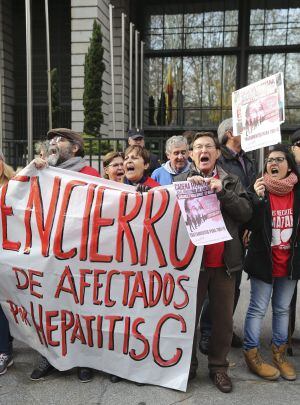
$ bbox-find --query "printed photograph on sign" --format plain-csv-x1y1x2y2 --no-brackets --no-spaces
174,181,232,246
232,72,284,152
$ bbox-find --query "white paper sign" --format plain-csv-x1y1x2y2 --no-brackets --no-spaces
0,166,203,391
173,181,232,246
232,72,285,152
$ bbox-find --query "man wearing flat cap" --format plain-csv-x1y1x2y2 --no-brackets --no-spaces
127,128,161,174
44,128,100,176
291,129,300,172
30,128,99,384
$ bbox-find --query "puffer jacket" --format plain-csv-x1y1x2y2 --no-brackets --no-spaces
174,164,253,273
244,183,300,284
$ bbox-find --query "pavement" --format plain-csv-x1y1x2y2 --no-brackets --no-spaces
1,274,300,405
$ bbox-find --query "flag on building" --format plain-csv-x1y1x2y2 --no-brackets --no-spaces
165,64,174,125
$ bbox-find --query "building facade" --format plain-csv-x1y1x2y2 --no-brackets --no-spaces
1,0,300,165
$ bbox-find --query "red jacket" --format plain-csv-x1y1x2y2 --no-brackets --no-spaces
79,166,101,177
142,176,160,188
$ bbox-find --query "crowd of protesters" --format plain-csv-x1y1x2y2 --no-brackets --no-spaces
0,122,300,394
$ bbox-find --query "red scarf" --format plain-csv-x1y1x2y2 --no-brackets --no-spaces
263,172,298,196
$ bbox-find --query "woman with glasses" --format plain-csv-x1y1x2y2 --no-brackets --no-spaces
243,144,300,382
103,151,125,183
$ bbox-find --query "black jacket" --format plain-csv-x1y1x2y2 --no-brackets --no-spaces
218,146,256,189
174,164,252,273
244,183,300,283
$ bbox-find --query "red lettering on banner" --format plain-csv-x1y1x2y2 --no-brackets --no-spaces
90,188,114,262
97,315,103,348
1,183,21,251
162,273,175,306
129,318,150,361
169,203,196,270
104,270,120,307
55,266,79,304
123,316,130,354
53,179,87,260
106,315,123,350
7,300,19,323
128,271,148,308
148,270,163,307
82,315,96,347
79,268,93,305
24,176,61,256
93,269,106,305
70,314,87,345
140,189,169,267
12,267,44,299
174,276,189,309
116,192,142,264
153,314,186,367
46,310,60,347
121,271,135,306
61,310,75,356
79,183,97,261
30,302,48,347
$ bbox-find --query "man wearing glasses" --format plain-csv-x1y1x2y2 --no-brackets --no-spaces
174,131,252,393
30,128,100,383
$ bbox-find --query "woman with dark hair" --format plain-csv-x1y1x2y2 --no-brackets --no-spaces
243,144,300,382
103,151,125,182
0,151,15,376
124,145,160,189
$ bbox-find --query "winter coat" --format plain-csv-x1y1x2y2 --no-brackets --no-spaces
218,146,256,188
174,164,252,273
244,183,300,283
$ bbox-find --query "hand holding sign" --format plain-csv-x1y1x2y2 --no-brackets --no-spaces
254,176,265,198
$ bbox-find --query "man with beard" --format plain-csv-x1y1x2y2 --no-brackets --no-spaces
30,128,100,383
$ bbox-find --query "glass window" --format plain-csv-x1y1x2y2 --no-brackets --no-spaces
145,9,238,50
248,53,300,124
250,7,300,46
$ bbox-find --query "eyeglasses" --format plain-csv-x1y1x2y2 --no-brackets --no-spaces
108,163,124,168
49,136,68,144
193,144,216,151
265,157,286,164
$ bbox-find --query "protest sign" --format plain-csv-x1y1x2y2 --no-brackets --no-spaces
0,165,203,391
174,181,232,246
232,72,285,152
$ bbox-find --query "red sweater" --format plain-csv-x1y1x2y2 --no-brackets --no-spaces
270,191,294,277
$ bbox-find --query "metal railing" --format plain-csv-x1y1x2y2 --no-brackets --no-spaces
2,136,167,174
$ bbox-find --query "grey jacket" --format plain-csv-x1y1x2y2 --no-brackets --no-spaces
174,164,253,273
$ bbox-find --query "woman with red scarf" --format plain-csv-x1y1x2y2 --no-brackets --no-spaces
243,144,300,382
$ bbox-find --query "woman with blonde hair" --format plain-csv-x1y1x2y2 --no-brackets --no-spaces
102,151,125,182
0,150,15,376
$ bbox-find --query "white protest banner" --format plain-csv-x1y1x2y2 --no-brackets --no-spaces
174,181,232,246
0,165,203,391
232,72,285,152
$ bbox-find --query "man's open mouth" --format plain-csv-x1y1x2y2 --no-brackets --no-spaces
200,156,209,163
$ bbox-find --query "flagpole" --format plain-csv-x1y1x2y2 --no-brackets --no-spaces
121,12,126,137
109,4,116,147
135,30,139,129
140,41,144,129
44,0,52,130
25,0,33,162
129,23,134,130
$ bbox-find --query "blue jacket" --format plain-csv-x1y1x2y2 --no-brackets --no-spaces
151,161,191,185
